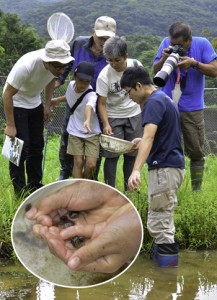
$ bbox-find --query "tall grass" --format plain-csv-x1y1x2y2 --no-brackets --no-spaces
0,134,217,259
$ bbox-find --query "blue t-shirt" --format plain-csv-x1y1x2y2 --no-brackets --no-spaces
58,36,107,91
153,37,217,112
142,90,184,170
71,36,107,91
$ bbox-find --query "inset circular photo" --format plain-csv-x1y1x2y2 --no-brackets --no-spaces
11,179,143,288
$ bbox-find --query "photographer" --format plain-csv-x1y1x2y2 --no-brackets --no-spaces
153,22,217,191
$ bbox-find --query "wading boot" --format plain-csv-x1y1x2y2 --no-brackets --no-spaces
151,243,158,262
157,243,179,268
190,160,205,191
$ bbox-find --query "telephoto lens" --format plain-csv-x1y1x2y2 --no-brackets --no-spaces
153,53,179,87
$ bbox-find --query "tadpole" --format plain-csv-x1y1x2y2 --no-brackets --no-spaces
25,203,32,212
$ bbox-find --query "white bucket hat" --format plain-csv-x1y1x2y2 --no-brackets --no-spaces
94,16,116,37
41,40,74,64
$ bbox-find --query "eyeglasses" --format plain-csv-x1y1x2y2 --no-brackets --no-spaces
49,62,70,70
124,87,132,97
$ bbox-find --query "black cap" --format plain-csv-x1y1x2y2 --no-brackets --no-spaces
74,61,94,81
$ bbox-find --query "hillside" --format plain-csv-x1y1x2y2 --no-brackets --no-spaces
0,0,216,40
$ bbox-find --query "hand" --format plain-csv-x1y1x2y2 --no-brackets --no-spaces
161,47,171,61
102,124,113,135
50,99,60,107
54,80,61,89
26,181,142,273
178,56,196,70
131,138,142,150
32,202,142,273
4,124,17,139
26,181,126,226
83,120,91,133
43,105,51,122
128,170,141,191
59,203,142,273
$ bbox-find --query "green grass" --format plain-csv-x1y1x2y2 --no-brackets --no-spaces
0,134,217,259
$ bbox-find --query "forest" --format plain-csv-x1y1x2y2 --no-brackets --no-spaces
0,0,217,39
0,2,217,87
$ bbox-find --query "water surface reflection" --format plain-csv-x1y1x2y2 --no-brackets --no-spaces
0,251,217,299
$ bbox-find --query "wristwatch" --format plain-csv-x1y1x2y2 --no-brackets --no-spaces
193,60,199,70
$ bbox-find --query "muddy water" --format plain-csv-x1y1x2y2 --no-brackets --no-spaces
0,251,217,300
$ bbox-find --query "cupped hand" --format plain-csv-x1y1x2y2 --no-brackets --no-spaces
33,202,142,273
26,180,126,228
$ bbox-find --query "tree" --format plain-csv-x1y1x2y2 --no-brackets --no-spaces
0,10,44,76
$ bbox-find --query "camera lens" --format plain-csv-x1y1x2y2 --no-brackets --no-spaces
153,53,179,87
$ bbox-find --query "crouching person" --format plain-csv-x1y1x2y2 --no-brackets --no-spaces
120,66,185,267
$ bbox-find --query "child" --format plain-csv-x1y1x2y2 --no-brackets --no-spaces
52,61,101,179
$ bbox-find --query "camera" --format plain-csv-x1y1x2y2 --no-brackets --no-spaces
168,45,185,56
153,44,185,87
153,52,180,87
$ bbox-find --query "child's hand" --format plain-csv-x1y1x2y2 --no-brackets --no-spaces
50,99,60,107
83,120,91,133
50,96,66,107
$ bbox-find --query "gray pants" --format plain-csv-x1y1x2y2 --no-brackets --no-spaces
147,168,185,244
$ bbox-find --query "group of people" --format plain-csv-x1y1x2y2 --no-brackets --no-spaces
3,15,217,271
54,16,143,192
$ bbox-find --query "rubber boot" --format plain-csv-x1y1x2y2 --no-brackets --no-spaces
151,244,158,262
190,160,205,191
157,243,179,268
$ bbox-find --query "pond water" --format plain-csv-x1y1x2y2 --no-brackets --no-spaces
0,251,217,300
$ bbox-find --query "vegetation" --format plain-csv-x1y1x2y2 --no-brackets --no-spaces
0,2,217,259
0,134,217,259
0,10,43,76
0,9,217,88
1,0,217,39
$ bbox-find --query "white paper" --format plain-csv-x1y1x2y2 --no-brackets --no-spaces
2,136,24,166
172,83,182,105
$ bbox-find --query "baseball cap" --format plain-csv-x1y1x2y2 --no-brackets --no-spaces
41,40,74,64
94,16,116,37
74,61,94,81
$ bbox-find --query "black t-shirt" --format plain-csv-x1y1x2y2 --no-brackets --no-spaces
142,90,185,170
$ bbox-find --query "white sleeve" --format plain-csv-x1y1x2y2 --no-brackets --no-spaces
129,58,143,67
86,92,97,112
96,70,109,97
7,64,29,90
65,83,75,108
137,60,143,66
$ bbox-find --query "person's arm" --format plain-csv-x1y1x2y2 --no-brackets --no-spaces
178,57,217,77
97,95,113,135
128,123,158,190
44,79,56,122
153,48,170,74
83,105,93,132
50,95,66,107
3,83,19,138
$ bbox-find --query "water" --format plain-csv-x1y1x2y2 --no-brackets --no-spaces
0,251,217,300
